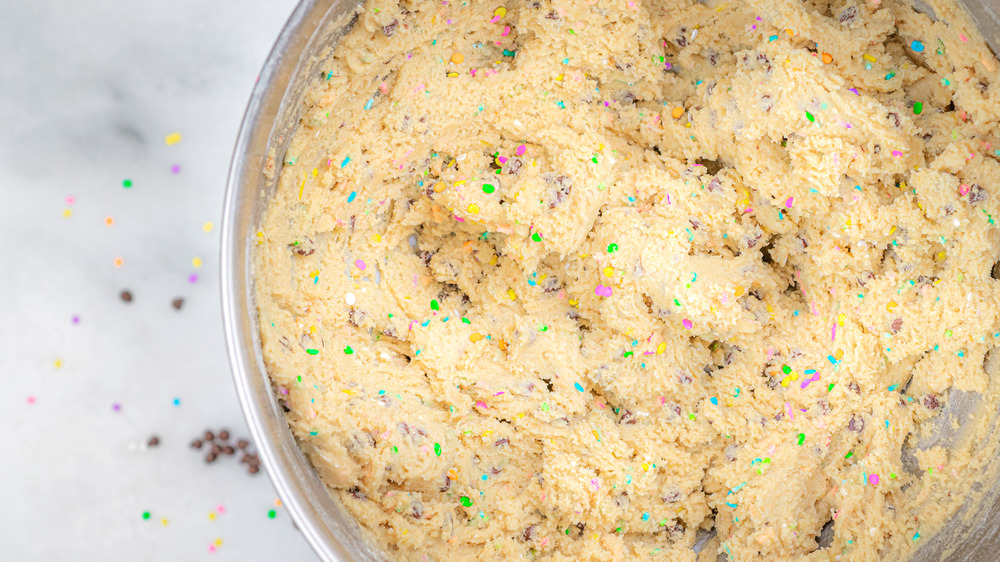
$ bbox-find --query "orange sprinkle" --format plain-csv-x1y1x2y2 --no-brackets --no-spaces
671,106,685,119
822,52,833,64
113,257,124,268
451,52,465,64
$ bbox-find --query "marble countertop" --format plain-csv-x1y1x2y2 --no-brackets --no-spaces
0,0,321,559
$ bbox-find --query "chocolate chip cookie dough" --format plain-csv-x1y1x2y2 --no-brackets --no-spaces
254,0,1000,559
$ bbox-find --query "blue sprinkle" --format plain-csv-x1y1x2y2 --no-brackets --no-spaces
378,390,385,395
364,98,374,110
172,397,181,406
341,156,351,168
415,349,421,355
503,49,516,57
442,317,449,322
628,196,636,202
911,40,925,52
888,384,898,391
421,320,430,327
562,58,569,65
793,310,800,316
574,382,584,392
642,512,649,521
347,190,357,203
768,35,778,42
557,101,566,109
726,502,738,508
528,279,537,286
481,474,488,481
804,369,816,375
710,397,718,405
827,355,837,364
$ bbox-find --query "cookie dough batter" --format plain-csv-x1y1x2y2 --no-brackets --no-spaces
255,0,1000,559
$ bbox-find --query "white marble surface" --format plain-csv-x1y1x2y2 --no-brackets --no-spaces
0,0,322,559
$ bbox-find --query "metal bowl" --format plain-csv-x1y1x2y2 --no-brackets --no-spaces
221,1,1000,560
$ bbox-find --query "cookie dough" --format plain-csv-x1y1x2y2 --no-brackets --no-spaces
254,0,1000,559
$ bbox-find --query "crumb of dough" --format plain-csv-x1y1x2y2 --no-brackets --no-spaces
255,0,1000,559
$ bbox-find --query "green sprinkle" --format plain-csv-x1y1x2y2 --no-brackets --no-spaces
531,232,542,242
688,413,696,420
460,496,473,507
805,111,815,122
123,179,133,188
845,451,854,459
541,402,549,411
434,442,441,456
344,346,354,355
142,511,151,520
797,433,805,445
607,243,619,253
913,532,921,542
782,365,791,374
392,446,398,454
268,510,277,519
461,317,471,324
306,349,319,355
431,299,440,311
565,528,571,535
482,184,495,194
945,329,953,337
913,102,923,115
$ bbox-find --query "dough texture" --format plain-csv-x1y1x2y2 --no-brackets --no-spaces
255,0,1000,559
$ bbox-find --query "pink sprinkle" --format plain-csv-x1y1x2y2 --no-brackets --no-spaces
476,400,488,409
596,400,606,408
869,474,880,485
208,545,217,553
659,396,666,405
493,391,504,396
832,323,836,342
516,144,526,156
682,318,693,329
960,34,968,42
502,25,511,37
26,396,36,405
66,196,76,205
891,150,903,157
489,15,501,23
217,505,226,514
379,82,389,93
590,478,600,491
784,197,794,208
112,403,121,412
801,373,821,389
960,183,971,196
595,284,613,297
498,155,508,164
454,215,465,222
785,402,794,420
355,259,366,270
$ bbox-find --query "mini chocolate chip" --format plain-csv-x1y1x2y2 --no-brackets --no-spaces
147,436,160,447
382,19,398,37
237,439,249,450
205,452,218,463
924,394,940,409
849,382,861,394
211,444,222,455
223,446,235,455
848,415,865,433
204,430,215,442
190,439,203,449
891,318,903,333
171,298,184,310
248,464,260,474
240,453,253,464
120,290,133,302
219,429,230,441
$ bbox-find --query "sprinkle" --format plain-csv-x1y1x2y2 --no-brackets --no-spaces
171,164,181,174
516,144,526,156
467,203,479,214
431,299,440,310
784,197,794,208
355,259,366,271
885,72,896,80
805,111,815,122
341,156,351,168
863,54,877,63
768,35,778,42
911,40,925,52
306,349,319,355
822,52,833,64
203,221,214,232
460,496,473,507
797,433,805,445
657,342,667,354
268,510,277,519
531,232,542,242
434,443,442,456
869,474,880,485
482,183,495,194
845,451,853,459
595,284,613,297
891,150,902,157
344,346,354,355
682,318,693,329
671,106,685,119
913,532,921,542
607,243,619,253
123,179,133,189
164,132,182,146
470,333,483,342
105,216,115,226
347,191,357,203
188,273,198,283
476,400,488,409
192,257,203,268
345,293,356,305
451,52,464,64
574,382,584,392
364,98,374,110
913,102,923,115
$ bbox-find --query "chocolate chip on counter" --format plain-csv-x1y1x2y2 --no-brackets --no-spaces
237,439,249,450
120,290,133,302
222,446,235,455
211,444,222,455
218,429,230,441
205,452,218,463
240,453,253,464
204,430,215,442
147,435,160,447
171,298,184,310
248,464,260,474
190,439,203,449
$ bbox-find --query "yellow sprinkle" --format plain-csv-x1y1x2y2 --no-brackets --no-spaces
568,299,579,306
886,301,898,311
447,72,459,78
790,372,799,381
470,333,484,343
161,518,169,526
203,221,214,232
555,74,564,81
489,254,498,266
308,326,316,334
641,462,651,472
54,359,63,368
603,266,614,278
214,538,223,547
62,208,72,218
454,180,466,186
781,376,791,387
936,250,947,261
451,52,465,64
657,342,667,355
298,179,305,199
494,6,507,17
786,28,795,36
592,430,600,441
369,234,381,243
671,106,685,119
311,168,319,177
734,285,745,297
256,231,264,244
164,132,182,146
467,203,480,214
482,430,493,437
845,218,852,226
507,288,517,301
309,270,319,278
208,512,216,521
835,348,844,360
889,226,896,235
192,257,203,268
863,54,877,63
837,313,846,326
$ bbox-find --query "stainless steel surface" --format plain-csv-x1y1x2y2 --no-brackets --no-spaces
222,1,1000,560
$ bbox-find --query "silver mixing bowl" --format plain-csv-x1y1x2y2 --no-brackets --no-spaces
221,1,1000,559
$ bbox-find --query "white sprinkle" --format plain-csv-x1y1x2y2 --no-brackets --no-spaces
345,293,357,305
380,352,391,361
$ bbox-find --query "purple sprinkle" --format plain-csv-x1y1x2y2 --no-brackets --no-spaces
170,164,181,174
112,403,121,412
848,88,860,96
71,315,80,325
188,273,198,284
